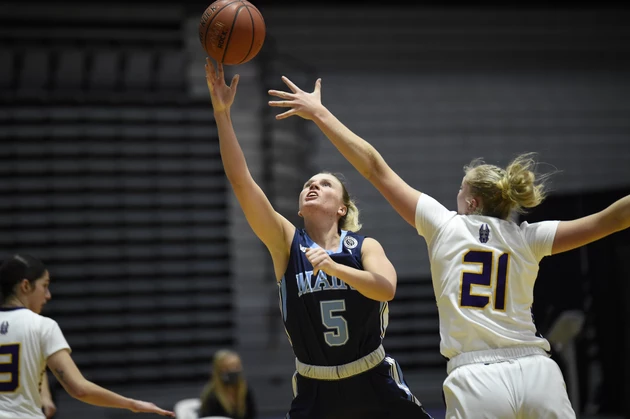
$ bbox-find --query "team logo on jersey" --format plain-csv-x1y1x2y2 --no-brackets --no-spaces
0,321,8,335
343,236,358,249
479,224,490,243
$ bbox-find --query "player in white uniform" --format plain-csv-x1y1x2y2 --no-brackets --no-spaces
268,78,630,418
0,254,175,419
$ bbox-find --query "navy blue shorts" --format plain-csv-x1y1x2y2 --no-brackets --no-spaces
286,357,433,419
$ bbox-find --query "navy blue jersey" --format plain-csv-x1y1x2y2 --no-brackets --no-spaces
278,229,389,366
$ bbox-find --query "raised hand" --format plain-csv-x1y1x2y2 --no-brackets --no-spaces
205,57,240,113
130,400,175,417
304,247,339,278
268,77,325,120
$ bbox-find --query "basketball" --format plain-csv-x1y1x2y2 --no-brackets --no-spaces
199,0,266,66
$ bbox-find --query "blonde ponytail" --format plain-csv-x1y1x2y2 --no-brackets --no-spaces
464,153,552,219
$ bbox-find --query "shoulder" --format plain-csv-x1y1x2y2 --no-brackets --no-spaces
37,313,60,327
294,228,307,243
16,309,47,325
518,220,560,237
360,237,385,255
415,193,457,238
32,314,64,339
10,310,61,338
342,231,366,251
417,193,452,214
343,230,364,241
206,391,220,401
288,228,304,250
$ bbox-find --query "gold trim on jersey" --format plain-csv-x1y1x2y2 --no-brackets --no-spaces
0,342,21,393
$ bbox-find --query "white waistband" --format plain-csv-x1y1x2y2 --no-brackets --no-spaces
447,346,549,374
295,344,385,380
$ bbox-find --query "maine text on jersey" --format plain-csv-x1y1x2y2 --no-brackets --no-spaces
296,270,357,297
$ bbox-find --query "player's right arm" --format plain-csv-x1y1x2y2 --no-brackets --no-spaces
46,349,174,416
206,58,294,277
552,194,630,255
269,77,421,227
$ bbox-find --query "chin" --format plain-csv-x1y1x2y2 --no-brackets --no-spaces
299,204,318,214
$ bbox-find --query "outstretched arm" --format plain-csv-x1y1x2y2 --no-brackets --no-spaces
207,59,294,277
47,350,174,416
269,77,421,227
552,194,630,254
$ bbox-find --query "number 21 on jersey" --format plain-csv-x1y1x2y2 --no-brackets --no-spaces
460,250,510,310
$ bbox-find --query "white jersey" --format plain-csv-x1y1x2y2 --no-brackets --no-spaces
0,308,70,419
415,193,559,360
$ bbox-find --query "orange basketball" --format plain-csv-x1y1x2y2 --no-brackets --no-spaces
199,0,266,66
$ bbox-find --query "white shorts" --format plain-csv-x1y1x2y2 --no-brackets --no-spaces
443,354,576,419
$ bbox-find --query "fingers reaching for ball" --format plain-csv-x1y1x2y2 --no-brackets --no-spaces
204,57,240,113
205,57,216,80
281,76,301,93
268,77,325,122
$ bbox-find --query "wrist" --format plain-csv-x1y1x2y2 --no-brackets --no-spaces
127,398,139,411
327,262,343,278
311,105,330,124
214,107,230,117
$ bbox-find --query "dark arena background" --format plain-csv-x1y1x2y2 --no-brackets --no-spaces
1,1,629,418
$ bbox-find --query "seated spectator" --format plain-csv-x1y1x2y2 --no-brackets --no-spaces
199,349,257,419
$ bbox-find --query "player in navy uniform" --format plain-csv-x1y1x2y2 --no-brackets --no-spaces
205,58,432,419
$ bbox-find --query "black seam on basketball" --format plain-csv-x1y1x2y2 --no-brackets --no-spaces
236,6,256,65
222,5,246,63
251,4,264,22
202,0,242,52
250,5,265,25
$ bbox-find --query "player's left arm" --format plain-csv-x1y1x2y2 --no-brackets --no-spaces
552,194,630,254
307,238,397,301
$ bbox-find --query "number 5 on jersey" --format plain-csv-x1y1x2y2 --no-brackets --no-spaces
460,250,509,310
320,300,349,346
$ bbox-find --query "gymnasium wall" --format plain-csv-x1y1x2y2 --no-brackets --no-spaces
2,2,629,418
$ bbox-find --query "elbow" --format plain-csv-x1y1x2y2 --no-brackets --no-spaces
225,168,254,190
66,380,90,400
225,170,246,188
382,293,395,302
358,147,379,180
364,149,389,184
381,283,397,302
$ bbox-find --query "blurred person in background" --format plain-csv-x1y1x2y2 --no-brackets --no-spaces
199,349,257,419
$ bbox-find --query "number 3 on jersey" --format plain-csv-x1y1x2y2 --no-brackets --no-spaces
460,250,509,310
320,300,349,346
0,343,20,393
